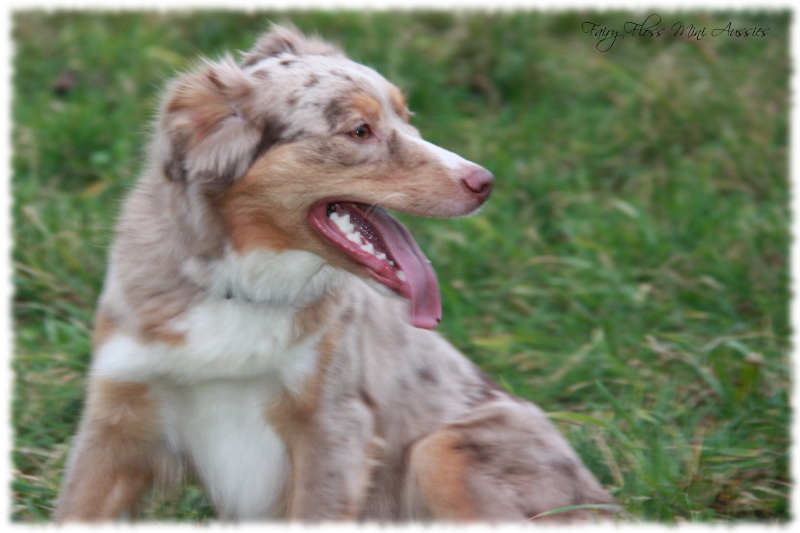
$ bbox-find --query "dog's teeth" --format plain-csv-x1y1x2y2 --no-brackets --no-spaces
328,210,394,264
397,270,407,282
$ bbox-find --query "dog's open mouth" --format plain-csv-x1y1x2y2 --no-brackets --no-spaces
308,201,441,329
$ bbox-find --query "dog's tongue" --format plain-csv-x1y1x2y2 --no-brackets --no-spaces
367,208,442,329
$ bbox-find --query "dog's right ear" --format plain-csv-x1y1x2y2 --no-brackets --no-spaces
241,24,343,67
155,56,262,188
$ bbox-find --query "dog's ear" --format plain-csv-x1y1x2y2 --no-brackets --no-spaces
241,24,343,67
156,56,262,188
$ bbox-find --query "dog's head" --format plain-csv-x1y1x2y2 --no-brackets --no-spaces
155,25,494,329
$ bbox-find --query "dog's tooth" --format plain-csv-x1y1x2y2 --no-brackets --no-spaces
389,260,395,266
362,242,375,255
397,270,407,282
347,231,362,244
377,252,387,261
331,214,350,233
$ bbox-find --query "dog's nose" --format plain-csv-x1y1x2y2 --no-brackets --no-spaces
461,167,495,201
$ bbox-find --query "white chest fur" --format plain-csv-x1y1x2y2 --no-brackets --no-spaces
158,379,289,520
92,298,321,386
89,248,339,519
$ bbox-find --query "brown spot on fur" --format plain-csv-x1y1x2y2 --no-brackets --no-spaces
453,440,491,463
340,304,356,323
552,458,579,483
324,100,349,130
56,380,167,521
417,365,438,385
304,74,320,88
216,163,294,254
389,86,409,121
324,92,382,132
387,131,401,158
292,291,339,342
408,429,477,520
166,71,240,141
92,309,118,351
251,118,289,164
330,70,355,83
350,93,382,123
140,321,186,346
359,387,377,411
162,130,190,181
88,381,160,437
130,285,192,346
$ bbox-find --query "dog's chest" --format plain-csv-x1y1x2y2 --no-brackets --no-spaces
93,298,321,386
158,379,289,520
92,299,325,519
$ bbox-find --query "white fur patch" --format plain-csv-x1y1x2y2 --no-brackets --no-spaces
406,136,471,171
157,379,289,520
92,297,321,385
204,247,343,307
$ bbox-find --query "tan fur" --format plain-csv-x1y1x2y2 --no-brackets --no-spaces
91,309,117,351
57,25,613,523
218,165,295,253
291,291,339,343
56,380,171,521
268,327,339,518
350,92,383,123
389,86,410,121
407,429,477,520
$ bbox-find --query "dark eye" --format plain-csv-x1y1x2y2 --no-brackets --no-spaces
348,125,372,140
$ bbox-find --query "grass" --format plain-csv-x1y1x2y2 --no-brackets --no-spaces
11,10,790,523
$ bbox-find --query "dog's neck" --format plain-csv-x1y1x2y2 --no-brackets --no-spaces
182,246,345,310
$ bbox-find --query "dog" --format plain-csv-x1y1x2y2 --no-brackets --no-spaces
55,25,613,522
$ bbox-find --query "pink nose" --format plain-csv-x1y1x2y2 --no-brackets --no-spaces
461,167,495,201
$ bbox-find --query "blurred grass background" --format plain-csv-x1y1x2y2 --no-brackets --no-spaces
11,10,790,523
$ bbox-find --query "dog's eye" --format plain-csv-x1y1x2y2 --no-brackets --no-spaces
348,125,372,140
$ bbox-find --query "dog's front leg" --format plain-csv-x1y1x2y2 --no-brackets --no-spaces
55,378,167,522
272,391,380,521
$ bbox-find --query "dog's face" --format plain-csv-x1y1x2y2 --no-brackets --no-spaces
155,26,493,328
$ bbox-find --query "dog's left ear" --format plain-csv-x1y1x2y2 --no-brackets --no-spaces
241,23,343,67
156,56,262,188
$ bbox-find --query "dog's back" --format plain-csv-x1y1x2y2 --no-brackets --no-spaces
56,25,612,522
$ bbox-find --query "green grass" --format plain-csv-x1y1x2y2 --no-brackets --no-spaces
11,10,790,523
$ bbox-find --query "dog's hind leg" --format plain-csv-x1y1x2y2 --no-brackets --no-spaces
55,378,171,522
404,399,613,522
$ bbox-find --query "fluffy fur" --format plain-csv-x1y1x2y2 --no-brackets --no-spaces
56,25,613,522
